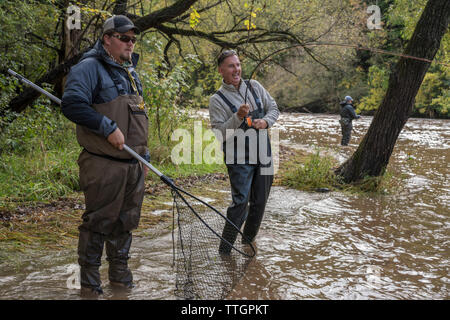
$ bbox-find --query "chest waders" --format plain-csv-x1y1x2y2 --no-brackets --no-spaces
77,60,148,293
339,104,358,146
339,117,353,146
215,80,274,254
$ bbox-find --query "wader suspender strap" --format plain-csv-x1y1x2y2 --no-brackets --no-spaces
215,80,262,113
216,91,237,112
97,58,129,96
85,58,140,163
125,69,139,94
244,80,263,113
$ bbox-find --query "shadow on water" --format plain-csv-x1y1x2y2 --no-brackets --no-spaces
0,113,448,299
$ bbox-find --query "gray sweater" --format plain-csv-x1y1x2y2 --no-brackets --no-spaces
209,79,280,142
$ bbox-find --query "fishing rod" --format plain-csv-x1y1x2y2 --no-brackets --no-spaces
243,0,257,106
7,68,256,259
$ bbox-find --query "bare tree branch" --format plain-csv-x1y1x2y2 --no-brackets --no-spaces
3,0,349,115
2,49,88,116
113,0,128,15
133,0,199,30
174,0,225,22
25,32,63,54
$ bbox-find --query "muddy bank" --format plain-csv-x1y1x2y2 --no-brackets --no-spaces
0,151,268,261
0,144,302,269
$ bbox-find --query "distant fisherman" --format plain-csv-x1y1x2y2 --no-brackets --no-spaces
339,96,360,146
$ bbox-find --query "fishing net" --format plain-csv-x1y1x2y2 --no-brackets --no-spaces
170,188,255,300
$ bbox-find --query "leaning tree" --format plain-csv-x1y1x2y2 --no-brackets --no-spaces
335,0,450,183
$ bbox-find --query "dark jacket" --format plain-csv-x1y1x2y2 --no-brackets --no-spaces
61,40,143,139
340,102,360,120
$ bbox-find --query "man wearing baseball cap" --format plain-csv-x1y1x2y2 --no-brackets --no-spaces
339,95,360,146
61,15,149,297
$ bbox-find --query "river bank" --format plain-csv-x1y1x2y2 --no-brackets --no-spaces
1,112,448,299
0,143,310,269
0,120,409,270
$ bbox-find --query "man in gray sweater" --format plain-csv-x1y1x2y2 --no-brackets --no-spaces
209,50,280,254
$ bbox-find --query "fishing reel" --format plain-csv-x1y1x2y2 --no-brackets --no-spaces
243,108,265,130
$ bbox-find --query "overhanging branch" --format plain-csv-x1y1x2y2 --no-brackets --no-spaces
133,0,199,30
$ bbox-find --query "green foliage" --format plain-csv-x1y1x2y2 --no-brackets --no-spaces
0,0,60,117
415,66,450,117
358,0,449,118
184,64,223,109
281,149,338,191
138,36,203,163
358,65,389,113
0,103,80,201
0,75,19,122
0,0,60,75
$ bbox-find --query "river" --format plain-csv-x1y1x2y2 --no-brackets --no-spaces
0,112,448,299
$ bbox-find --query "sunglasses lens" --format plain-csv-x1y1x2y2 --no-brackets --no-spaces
116,35,137,43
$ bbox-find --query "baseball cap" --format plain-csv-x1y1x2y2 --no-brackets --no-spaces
103,15,140,35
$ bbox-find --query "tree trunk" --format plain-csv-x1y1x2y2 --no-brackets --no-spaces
335,0,450,183
59,5,82,96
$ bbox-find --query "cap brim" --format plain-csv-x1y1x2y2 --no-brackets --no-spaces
115,25,140,35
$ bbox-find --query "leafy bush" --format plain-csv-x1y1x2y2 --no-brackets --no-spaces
0,101,80,201
281,149,337,191
138,36,203,163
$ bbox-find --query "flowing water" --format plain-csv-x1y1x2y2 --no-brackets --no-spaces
0,113,448,299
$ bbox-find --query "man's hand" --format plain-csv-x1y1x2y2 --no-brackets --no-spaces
252,119,268,129
107,128,125,150
237,104,250,120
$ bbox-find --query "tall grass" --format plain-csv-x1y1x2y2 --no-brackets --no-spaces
0,102,225,205
281,149,338,191
0,102,81,202
279,147,401,194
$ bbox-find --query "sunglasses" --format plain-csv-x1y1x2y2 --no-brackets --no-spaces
111,34,137,44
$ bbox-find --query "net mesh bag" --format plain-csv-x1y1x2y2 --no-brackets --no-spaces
171,189,255,300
